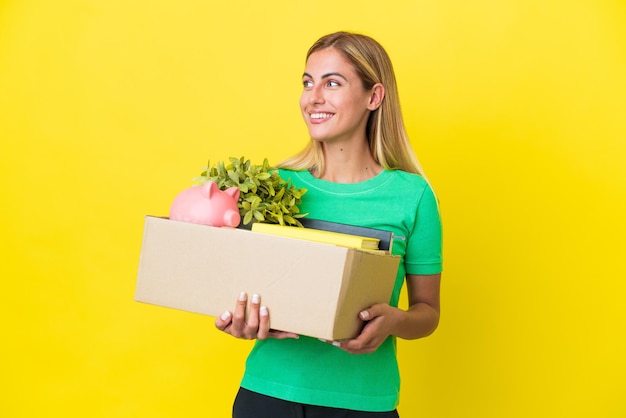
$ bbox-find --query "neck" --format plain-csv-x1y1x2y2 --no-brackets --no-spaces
316,141,382,183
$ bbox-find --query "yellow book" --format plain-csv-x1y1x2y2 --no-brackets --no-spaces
251,222,380,250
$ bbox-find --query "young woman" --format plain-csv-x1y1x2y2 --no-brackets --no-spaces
215,31,443,418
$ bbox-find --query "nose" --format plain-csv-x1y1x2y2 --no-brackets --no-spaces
307,84,324,105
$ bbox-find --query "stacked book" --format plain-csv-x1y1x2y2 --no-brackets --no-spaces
251,219,393,253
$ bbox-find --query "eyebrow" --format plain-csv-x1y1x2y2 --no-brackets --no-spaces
302,72,349,81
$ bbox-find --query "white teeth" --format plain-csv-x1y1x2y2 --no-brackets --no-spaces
310,113,333,119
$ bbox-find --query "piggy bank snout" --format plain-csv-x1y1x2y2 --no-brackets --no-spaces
223,209,241,228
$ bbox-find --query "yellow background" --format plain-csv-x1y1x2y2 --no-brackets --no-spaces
1,0,625,417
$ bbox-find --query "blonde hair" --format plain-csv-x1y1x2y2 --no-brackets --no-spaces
279,31,426,177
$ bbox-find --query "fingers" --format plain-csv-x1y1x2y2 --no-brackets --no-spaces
216,292,278,340
246,293,261,331
256,305,270,340
247,293,272,340
319,304,391,354
359,303,385,321
340,330,378,354
230,292,249,338
214,310,233,331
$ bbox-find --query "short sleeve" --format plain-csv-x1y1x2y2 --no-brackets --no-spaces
404,183,443,275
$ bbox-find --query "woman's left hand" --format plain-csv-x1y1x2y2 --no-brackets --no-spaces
332,303,399,354
323,273,442,354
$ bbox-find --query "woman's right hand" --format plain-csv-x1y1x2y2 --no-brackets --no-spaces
214,292,299,340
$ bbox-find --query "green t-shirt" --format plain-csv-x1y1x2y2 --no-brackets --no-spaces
240,168,443,412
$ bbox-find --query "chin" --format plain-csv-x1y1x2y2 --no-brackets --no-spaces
307,129,333,143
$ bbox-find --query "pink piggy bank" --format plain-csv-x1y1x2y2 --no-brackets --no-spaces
169,181,241,227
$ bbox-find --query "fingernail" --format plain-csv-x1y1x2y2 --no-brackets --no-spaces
220,311,231,321
260,306,268,316
251,294,260,304
360,310,369,320
238,292,246,301
332,341,342,347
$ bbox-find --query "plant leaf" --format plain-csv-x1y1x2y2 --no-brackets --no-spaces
253,210,265,221
195,156,307,226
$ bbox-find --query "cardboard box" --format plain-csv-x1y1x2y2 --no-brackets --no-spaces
135,216,400,340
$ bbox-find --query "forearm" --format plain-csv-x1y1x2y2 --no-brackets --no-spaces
389,273,441,340
391,302,440,340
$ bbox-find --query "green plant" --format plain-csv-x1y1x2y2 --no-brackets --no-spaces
195,157,308,227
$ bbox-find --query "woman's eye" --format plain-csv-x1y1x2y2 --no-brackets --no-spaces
327,80,340,87
303,80,313,88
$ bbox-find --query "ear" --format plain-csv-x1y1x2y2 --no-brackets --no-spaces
367,83,385,111
202,181,219,198
224,186,240,201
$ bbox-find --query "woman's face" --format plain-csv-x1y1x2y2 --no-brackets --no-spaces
300,48,377,145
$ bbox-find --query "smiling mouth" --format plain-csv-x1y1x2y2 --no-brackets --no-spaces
310,112,334,121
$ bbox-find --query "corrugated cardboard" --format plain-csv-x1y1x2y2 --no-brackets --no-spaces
135,216,400,340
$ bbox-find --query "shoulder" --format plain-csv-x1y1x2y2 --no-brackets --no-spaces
387,169,427,183
385,170,431,194
385,171,440,216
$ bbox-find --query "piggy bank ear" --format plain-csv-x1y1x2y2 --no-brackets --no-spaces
224,186,240,202
202,181,219,198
